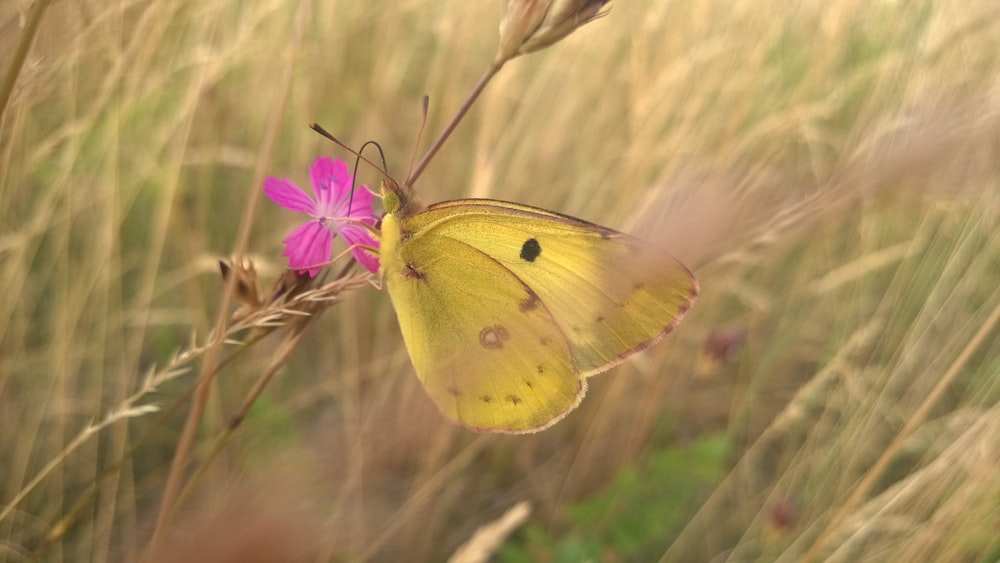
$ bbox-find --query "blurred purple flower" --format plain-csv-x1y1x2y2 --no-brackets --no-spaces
264,157,380,277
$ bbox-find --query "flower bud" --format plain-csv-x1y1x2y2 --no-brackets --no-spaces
495,0,610,66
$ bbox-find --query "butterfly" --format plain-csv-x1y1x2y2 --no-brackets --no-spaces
377,178,698,434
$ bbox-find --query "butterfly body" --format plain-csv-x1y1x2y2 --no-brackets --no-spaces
380,192,698,434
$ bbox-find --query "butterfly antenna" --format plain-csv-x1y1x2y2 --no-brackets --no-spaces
350,140,394,215
310,122,400,215
403,96,430,190
310,123,390,177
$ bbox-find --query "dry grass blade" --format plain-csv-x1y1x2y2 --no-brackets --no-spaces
804,296,1000,560
144,4,308,557
2,1,998,561
448,501,532,563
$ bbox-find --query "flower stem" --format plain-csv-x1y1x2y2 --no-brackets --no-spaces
405,61,505,188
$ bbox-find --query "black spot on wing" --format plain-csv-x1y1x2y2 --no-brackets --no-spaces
505,394,522,405
520,238,541,262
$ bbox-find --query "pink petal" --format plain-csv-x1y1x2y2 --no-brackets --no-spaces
343,185,377,223
341,225,381,273
282,220,334,277
309,157,352,212
264,177,316,214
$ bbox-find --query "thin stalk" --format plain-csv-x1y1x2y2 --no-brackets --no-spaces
802,296,1000,561
143,5,305,559
405,61,504,188
0,0,51,125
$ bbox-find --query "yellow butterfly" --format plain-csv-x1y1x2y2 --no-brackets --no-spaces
378,179,698,434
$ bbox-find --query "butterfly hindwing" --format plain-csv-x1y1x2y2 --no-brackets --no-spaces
381,212,584,433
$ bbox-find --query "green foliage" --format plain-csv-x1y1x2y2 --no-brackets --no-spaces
501,434,729,562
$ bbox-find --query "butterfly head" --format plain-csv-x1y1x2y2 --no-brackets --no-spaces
380,176,425,219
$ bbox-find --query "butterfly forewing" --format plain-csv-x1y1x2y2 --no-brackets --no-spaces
408,199,699,375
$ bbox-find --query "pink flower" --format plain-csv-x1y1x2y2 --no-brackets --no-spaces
264,157,380,277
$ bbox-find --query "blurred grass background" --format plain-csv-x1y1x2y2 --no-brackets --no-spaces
1,0,999,561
